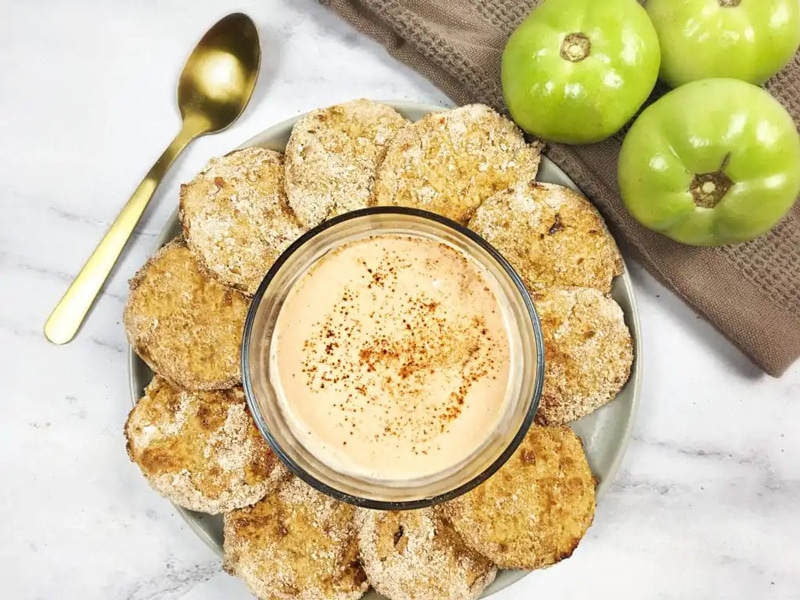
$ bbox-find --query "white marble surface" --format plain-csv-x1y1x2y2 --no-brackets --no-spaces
2,1,799,598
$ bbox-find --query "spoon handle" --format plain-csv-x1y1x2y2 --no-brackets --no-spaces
44,120,204,344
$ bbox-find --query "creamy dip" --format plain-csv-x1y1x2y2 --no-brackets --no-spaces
270,233,512,480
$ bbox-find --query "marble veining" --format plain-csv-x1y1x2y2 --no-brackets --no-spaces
1,1,798,599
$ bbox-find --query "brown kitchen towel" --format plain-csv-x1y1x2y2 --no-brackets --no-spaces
322,0,800,376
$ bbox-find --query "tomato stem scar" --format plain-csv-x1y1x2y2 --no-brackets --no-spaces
689,153,734,208
560,33,591,62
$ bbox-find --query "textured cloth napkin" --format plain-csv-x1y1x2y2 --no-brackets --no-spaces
322,0,800,376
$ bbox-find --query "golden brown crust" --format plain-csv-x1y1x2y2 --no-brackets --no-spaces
372,104,542,224
223,477,368,600
442,426,596,570
124,376,286,514
356,508,496,600
123,240,249,390
534,287,634,425
180,147,306,295
468,182,622,293
285,99,408,228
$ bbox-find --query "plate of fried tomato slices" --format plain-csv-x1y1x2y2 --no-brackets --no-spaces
125,100,640,600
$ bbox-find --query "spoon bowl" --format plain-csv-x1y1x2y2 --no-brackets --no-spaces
178,13,261,132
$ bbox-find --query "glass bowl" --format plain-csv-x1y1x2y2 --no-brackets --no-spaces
242,207,544,509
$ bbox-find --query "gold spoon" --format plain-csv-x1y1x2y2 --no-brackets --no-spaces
44,13,260,344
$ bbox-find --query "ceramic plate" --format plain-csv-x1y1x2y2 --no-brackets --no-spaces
128,101,642,598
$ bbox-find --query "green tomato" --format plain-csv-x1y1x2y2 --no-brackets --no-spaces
647,0,800,87
618,79,800,246
501,0,660,144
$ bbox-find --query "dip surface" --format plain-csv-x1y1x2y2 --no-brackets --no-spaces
270,233,511,480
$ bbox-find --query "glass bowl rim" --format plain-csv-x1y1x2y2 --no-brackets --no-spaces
241,205,545,510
